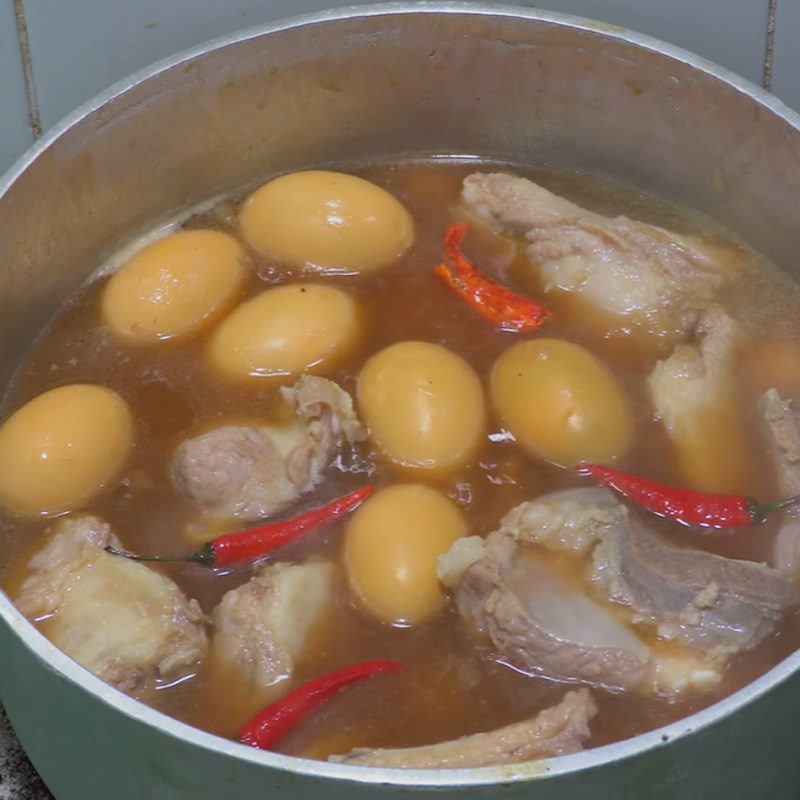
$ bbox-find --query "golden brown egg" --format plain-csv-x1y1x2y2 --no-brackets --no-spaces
357,341,486,473
490,339,633,467
239,170,414,274
344,484,467,624
208,283,360,380
101,229,247,343
0,384,133,516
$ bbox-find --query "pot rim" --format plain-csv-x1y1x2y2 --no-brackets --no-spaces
2,2,800,788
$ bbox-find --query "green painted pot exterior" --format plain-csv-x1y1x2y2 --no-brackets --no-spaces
2,6,800,798
3,611,800,799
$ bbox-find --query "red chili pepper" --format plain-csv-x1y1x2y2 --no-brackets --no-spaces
106,485,372,566
434,222,551,333
578,463,800,529
239,660,405,750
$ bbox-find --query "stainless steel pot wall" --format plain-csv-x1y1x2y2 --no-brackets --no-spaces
2,5,800,798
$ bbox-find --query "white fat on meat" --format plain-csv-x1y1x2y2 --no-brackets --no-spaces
437,536,488,588
172,376,366,522
462,172,730,339
211,561,335,699
497,487,625,553
15,516,208,694
760,388,800,575
330,689,597,769
647,306,750,494
650,651,722,696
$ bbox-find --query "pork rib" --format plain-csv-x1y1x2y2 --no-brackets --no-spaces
331,689,597,768
760,388,800,575
444,531,653,692
647,306,750,494
172,376,366,522
16,516,207,694
592,516,799,655
462,172,729,339
211,560,335,698
496,487,799,656
497,486,625,553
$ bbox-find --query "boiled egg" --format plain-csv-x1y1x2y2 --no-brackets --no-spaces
208,283,360,380
344,484,467,624
490,339,633,467
101,229,247,342
357,341,486,474
0,384,133,516
239,170,414,274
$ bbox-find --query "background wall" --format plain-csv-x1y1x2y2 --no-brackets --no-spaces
0,1,798,798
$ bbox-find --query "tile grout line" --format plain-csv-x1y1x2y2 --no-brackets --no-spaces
12,0,42,139
763,0,777,91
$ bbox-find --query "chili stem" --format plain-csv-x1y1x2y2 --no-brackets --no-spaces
104,545,213,564
752,495,800,522
104,485,373,567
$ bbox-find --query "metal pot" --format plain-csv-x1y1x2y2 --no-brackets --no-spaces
2,5,800,798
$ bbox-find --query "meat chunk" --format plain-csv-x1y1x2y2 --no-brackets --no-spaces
441,529,722,696
172,376,366,522
462,172,729,339
648,306,750,493
173,426,301,523
281,375,366,455
15,516,207,694
497,487,625,553
650,651,723,696
436,536,488,588
592,515,800,655
331,689,597,768
497,486,799,656
211,561,335,698
444,531,653,692
761,388,800,496
759,388,800,574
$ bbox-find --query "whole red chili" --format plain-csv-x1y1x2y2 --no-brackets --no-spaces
434,222,551,332
106,485,372,566
578,463,800,529
239,660,405,750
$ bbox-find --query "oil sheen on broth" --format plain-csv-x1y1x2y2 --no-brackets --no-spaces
2,159,800,763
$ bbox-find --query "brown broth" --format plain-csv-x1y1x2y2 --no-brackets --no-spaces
2,158,800,761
